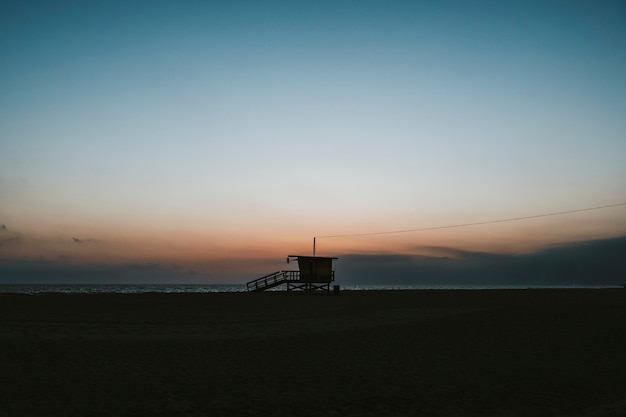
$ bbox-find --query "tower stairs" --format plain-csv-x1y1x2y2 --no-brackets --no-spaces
246,270,301,292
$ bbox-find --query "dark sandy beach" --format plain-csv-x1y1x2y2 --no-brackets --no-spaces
1,289,625,416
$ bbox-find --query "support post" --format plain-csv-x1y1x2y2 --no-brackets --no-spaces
313,237,316,256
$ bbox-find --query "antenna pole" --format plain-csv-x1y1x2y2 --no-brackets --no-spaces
313,237,316,256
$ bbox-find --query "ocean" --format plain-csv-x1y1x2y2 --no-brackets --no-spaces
0,283,619,295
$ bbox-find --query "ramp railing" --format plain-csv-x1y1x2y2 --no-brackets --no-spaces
246,270,300,292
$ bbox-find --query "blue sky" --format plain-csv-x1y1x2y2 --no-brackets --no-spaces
1,1,625,282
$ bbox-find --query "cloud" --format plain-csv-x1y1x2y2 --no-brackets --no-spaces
335,236,626,287
2,236,624,286
72,237,96,243
0,225,20,247
0,260,211,284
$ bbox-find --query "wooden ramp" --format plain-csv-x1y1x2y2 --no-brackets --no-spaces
246,271,301,292
246,270,336,292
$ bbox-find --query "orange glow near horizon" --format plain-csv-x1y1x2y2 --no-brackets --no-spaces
1,220,625,283
3,206,624,268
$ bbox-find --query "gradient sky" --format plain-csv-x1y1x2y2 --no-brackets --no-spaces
1,1,625,282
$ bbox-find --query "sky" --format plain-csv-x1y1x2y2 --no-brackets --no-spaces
1,0,625,284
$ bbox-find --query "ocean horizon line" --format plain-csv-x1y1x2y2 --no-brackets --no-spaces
1,283,622,295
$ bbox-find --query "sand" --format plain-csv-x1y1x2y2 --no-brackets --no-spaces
1,289,625,417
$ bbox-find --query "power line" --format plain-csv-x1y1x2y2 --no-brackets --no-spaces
316,202,626,239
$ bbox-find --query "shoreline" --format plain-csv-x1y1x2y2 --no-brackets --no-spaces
1,283,623,296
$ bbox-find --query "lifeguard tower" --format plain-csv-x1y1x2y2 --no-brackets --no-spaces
246,255,338,293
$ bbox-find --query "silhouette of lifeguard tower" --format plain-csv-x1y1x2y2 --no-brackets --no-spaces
246,255,338,293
